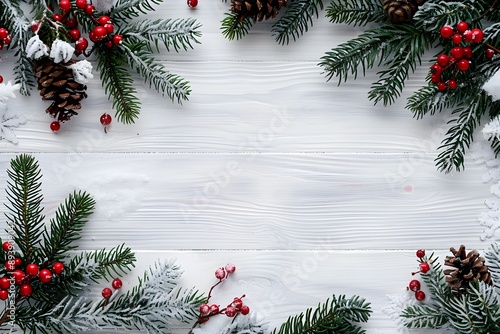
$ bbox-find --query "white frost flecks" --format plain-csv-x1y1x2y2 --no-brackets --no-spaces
50,39,75,64
483,116,500,142
483,70,500,101
383,290,416,334
0,82,25,144
192,312,268,334
68,60,93,84
26,35,49,59
93,0,115,11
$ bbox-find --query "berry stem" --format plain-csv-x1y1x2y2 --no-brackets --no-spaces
483,43,500,54
472,0,498,23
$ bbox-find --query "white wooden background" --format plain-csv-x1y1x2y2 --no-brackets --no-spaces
0,2,495,333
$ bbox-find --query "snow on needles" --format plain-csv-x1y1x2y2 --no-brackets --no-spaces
483,69,500,102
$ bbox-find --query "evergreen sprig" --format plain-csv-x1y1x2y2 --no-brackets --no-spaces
111,0,164,21
221,12,253,41
326,0,384,27
273,0,324,45
270,294,372,334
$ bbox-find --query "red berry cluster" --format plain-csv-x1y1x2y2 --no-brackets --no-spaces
0,241,65,299
101,277,122,300
407,249,429,302
0,27,10,84
430,22,485,91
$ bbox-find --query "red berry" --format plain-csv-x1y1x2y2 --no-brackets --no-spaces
232,297,243,310
430,64,442,76
19,283,32,297
210,304,219,314
76,0,87,9
463,30,473,43
31,21,40,32
26,263,39,276
448,80,457,89
0,277,11,290
65,18,78,29
456,21,468,33
440,26,453,39
92,26,107,40
75,37,88,51
52,262,64,275
89,31,98,43
100,113,112,126
471,28,484,43
105,40,113,48
39,269,53,283
408,279,421,292
225,306,237,317
101,287,112,299
0,28,8,40
437,54,449,67
0,290,8,300
415,290,426,301
14,258,22,268
431,74,441,83
486,48,495,59
187,0,198,8
53,14,63,22
12,269,25,285
199,304,210,315
457,59,470,71
84,4,95,15
450,46,463,60
2,241,13,252
437,82,446,91
463,46,473,59
0,75,3,84
98,15,111,26
50,121,61,132
112,34,123,45
452,33,463,45
225,263,236,274
104,23,114,34
215,267,226,280
111,278,122,289
4,261,15,272
240,305,250,315
419,262,430,273
59,0,71,13
3,36,10,45
69,29,81,41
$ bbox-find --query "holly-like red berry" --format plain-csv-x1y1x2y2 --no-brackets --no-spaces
215,267,226,280
0,28,8,40
199,303,210,315
104,23,114,34
415,290,426,301
59,0,71,13
232,297,243,310
225,263,236,274
50,121,61,132
105,40,113,48
0,290,8,300
437,54,449,67
76,0,87,9
463,46,473,59
419,262,430,273
89,31,98,43
52,262,64,275
452,33,463,45
187,0,198,8
14,258,22,268
448,80,457,89
53,14,63,22
69,29,81,41
486,48,495,59
2,241,12,252
408,279,421,292
39,268,53,283
4,261,15,272
440,25,453,39
0,277,10,290
65,18,78,29
111,278,122,289
209,304,219,314
225,306,237,317
450,46,463,60
12,269,25,285
430,64,442,76
456,21,468,33
437,82,446,91
463,30,473,43
31,21,40,32
457,59,470,71
92,26,107,40
240,305,250,315
112,34,123,45
19,283,32,297
101,287,112,299
100,113,112,126
471,28,484,43
416,249,425,258
3,36,11,45
84,4,95,15
75,37,88,51
26,263,39,277
98,15,111,26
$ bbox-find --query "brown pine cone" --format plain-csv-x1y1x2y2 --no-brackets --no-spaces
231,0,287,23
383,0,426,23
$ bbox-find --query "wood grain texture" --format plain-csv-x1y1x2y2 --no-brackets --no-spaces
0,2,493,333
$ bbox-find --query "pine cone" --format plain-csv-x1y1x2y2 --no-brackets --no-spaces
444,245,492,295
231,0,287,23
34,58,87,122
383,0,426,23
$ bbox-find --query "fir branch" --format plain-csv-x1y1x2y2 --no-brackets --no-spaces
414,0,485,32
407,85,455,119
111,0,164,22
4,154,45,263
420,253,453,307
401,303,447,329
217,314,269,334
272,0,324,45
221,12,253,41
436,92,491,173
40,191,95,263
121,18,202,52
326,0,385,27
95,45,141,124
485,243,500,291
121,43,191,104
270,294,371,334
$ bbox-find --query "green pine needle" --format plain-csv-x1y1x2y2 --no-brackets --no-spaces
221,12,253,41
111,0,164,21
326,0,385,26
273,0,324,45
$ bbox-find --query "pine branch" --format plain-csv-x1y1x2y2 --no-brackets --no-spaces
121,18,202,52
407,85,455,119
218,314,269,334
95,45,141,124
121,43,191,104
270,294,371,334
484,243,500,291
326,0,385,26
401,303,447,329
414,0,485,32
221,12,253,41
420,253,453,307
111,0,164,21
272,0,324,45
4,154,45,264
39,191,95,263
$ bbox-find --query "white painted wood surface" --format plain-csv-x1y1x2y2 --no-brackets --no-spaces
0,2,494,333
